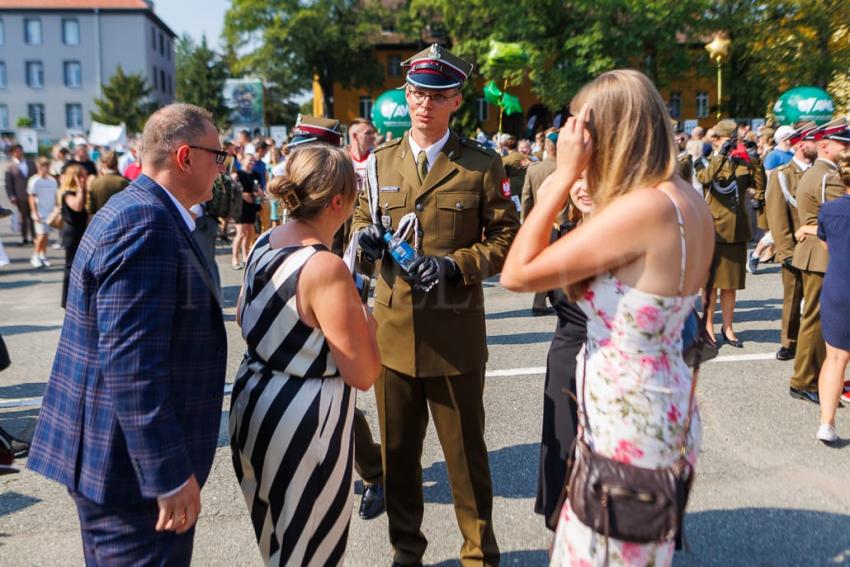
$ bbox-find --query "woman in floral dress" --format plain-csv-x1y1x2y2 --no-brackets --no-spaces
501,69,715,566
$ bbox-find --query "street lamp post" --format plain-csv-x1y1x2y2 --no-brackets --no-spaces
705,34,731,119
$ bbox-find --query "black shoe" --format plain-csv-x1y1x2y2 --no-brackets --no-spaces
531,307,555,316
0,426,29,458
359,482,385,520
789,387,820,405
0,207,11,219
721,329,743,348
776,347,796,361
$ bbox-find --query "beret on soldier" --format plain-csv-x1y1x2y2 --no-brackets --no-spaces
403,44,474,90
289,114,342,147
713,119,737,138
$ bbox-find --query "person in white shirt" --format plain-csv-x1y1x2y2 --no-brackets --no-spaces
27,157,59,268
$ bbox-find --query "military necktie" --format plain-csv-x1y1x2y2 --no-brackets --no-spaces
416,151,429,183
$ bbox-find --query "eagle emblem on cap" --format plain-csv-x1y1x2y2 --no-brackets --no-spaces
430,44,441,59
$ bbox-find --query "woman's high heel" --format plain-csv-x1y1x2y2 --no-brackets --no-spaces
721,328,743,348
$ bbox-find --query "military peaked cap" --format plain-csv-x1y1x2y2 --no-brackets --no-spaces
802,117,850,143
289,114,342,147
402,44,473,90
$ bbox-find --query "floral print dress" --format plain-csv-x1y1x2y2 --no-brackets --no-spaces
551,199,701,567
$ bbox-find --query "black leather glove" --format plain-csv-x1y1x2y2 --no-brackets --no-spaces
358,224,386,262
719,139,734,157
407,256,461,291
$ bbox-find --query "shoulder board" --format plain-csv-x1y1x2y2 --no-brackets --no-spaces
460,137,498,157
374,137,403,153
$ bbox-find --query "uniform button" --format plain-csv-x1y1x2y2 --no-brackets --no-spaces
384,202,389,208
416,203,424,212
455,202,463,210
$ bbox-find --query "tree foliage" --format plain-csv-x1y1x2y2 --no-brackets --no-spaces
175,34,231,129
224,0,387,117
90,65,155,134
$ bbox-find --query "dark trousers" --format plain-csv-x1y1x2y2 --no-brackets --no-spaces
62,237,82,309
15,198,34,242
375,366,499,567
790,271,825,391
532,292,549,311
535,328,582,531
70,491,194,567
353,407,383,485
780,265,804,350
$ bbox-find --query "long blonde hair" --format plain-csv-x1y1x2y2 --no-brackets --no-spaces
59,164,85,196
564,70,676,301
569,69,676,212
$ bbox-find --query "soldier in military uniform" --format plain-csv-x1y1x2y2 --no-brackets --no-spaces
764,123,817,361
696,118,765,347
351,44,518,566
787,119,850,404
501,135,529,206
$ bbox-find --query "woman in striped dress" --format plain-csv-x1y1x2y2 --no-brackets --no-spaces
230,145,381,566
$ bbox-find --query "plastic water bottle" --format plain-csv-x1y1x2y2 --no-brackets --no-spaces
382,229,417,273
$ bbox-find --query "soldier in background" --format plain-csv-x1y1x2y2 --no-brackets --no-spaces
352,43,518,566
787,119,850,405
696,118,765,348
502,134,529,210
764,123,817,362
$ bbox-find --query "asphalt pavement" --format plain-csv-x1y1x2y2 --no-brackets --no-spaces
1,186,849,566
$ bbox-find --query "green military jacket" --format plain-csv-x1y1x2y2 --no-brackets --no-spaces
765,158,807,263
502,150,528,198
792,159,843,273
519,158,558,223
351,131,519,377
696,153,761,243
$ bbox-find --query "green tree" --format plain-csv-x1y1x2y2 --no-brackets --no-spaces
91,65,156,134
15,116,33,128
224,0,387,118
175,34,231,129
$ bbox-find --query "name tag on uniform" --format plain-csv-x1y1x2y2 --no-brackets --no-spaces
380,185,400,192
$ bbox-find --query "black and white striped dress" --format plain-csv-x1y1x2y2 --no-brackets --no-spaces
229,234,355,566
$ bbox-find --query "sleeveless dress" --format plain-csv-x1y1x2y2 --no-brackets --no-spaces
229,233,355,566
551,195,702,566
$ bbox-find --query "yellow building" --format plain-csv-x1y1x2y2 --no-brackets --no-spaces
332,42,723,137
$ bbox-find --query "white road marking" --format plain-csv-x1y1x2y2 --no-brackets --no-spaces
0,352,779,410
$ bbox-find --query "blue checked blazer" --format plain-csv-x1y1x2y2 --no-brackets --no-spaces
28,175,227,505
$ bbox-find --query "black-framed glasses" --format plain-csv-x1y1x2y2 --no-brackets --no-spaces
406,88,459,107
188,145,229,165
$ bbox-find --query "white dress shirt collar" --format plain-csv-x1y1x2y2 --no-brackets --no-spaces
792,157,811,172
159,183,196,232
408,129,451,170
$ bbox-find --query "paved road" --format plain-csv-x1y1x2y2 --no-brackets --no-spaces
1,191,849,565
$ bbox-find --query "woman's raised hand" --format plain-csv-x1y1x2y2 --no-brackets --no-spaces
556,104,593,178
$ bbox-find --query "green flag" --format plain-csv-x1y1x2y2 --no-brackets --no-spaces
485,40,530,70
500,92,522,115
483,81,503,105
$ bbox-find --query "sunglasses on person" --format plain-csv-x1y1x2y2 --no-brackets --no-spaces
406,88,459,107
188,145,229,165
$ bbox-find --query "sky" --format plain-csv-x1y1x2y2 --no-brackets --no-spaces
154,0,231,48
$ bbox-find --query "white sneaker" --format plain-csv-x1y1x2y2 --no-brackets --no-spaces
816,423,838,444
746,253,759,274
30,254,42,268
39,254,51,267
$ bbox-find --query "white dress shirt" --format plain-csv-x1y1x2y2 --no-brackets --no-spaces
407,129,451,171
159,183,196,232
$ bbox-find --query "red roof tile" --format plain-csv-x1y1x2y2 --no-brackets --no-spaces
0,0,151,9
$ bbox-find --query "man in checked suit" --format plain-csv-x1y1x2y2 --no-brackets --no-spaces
28,103,228,565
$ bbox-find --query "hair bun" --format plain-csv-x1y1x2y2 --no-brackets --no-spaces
279,182,302,213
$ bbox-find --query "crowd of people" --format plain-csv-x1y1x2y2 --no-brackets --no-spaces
1,40,850,567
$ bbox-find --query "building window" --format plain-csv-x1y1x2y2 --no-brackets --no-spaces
66,103,83,129
0,19,5,46
151,27,156,49
167,40,171,60
167,74,172,95
387,55,402,78
24,18,42,45
62,18,80,45
0,62,5,89
696,91,709,118
160,69,166,93
28,104,45,129
64,61,82,88
159,32,164,56
152,66,158,89
0,104,8,130
359,97,373,119
26,61,44,88
477,97,489,123
668,92,682,119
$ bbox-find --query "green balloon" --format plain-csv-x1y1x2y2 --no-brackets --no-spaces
371,90,411,138
773,86,834,126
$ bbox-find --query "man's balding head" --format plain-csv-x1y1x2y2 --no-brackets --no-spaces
142,103,216,170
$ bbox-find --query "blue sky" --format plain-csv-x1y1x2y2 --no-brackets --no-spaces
155,0,230,48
